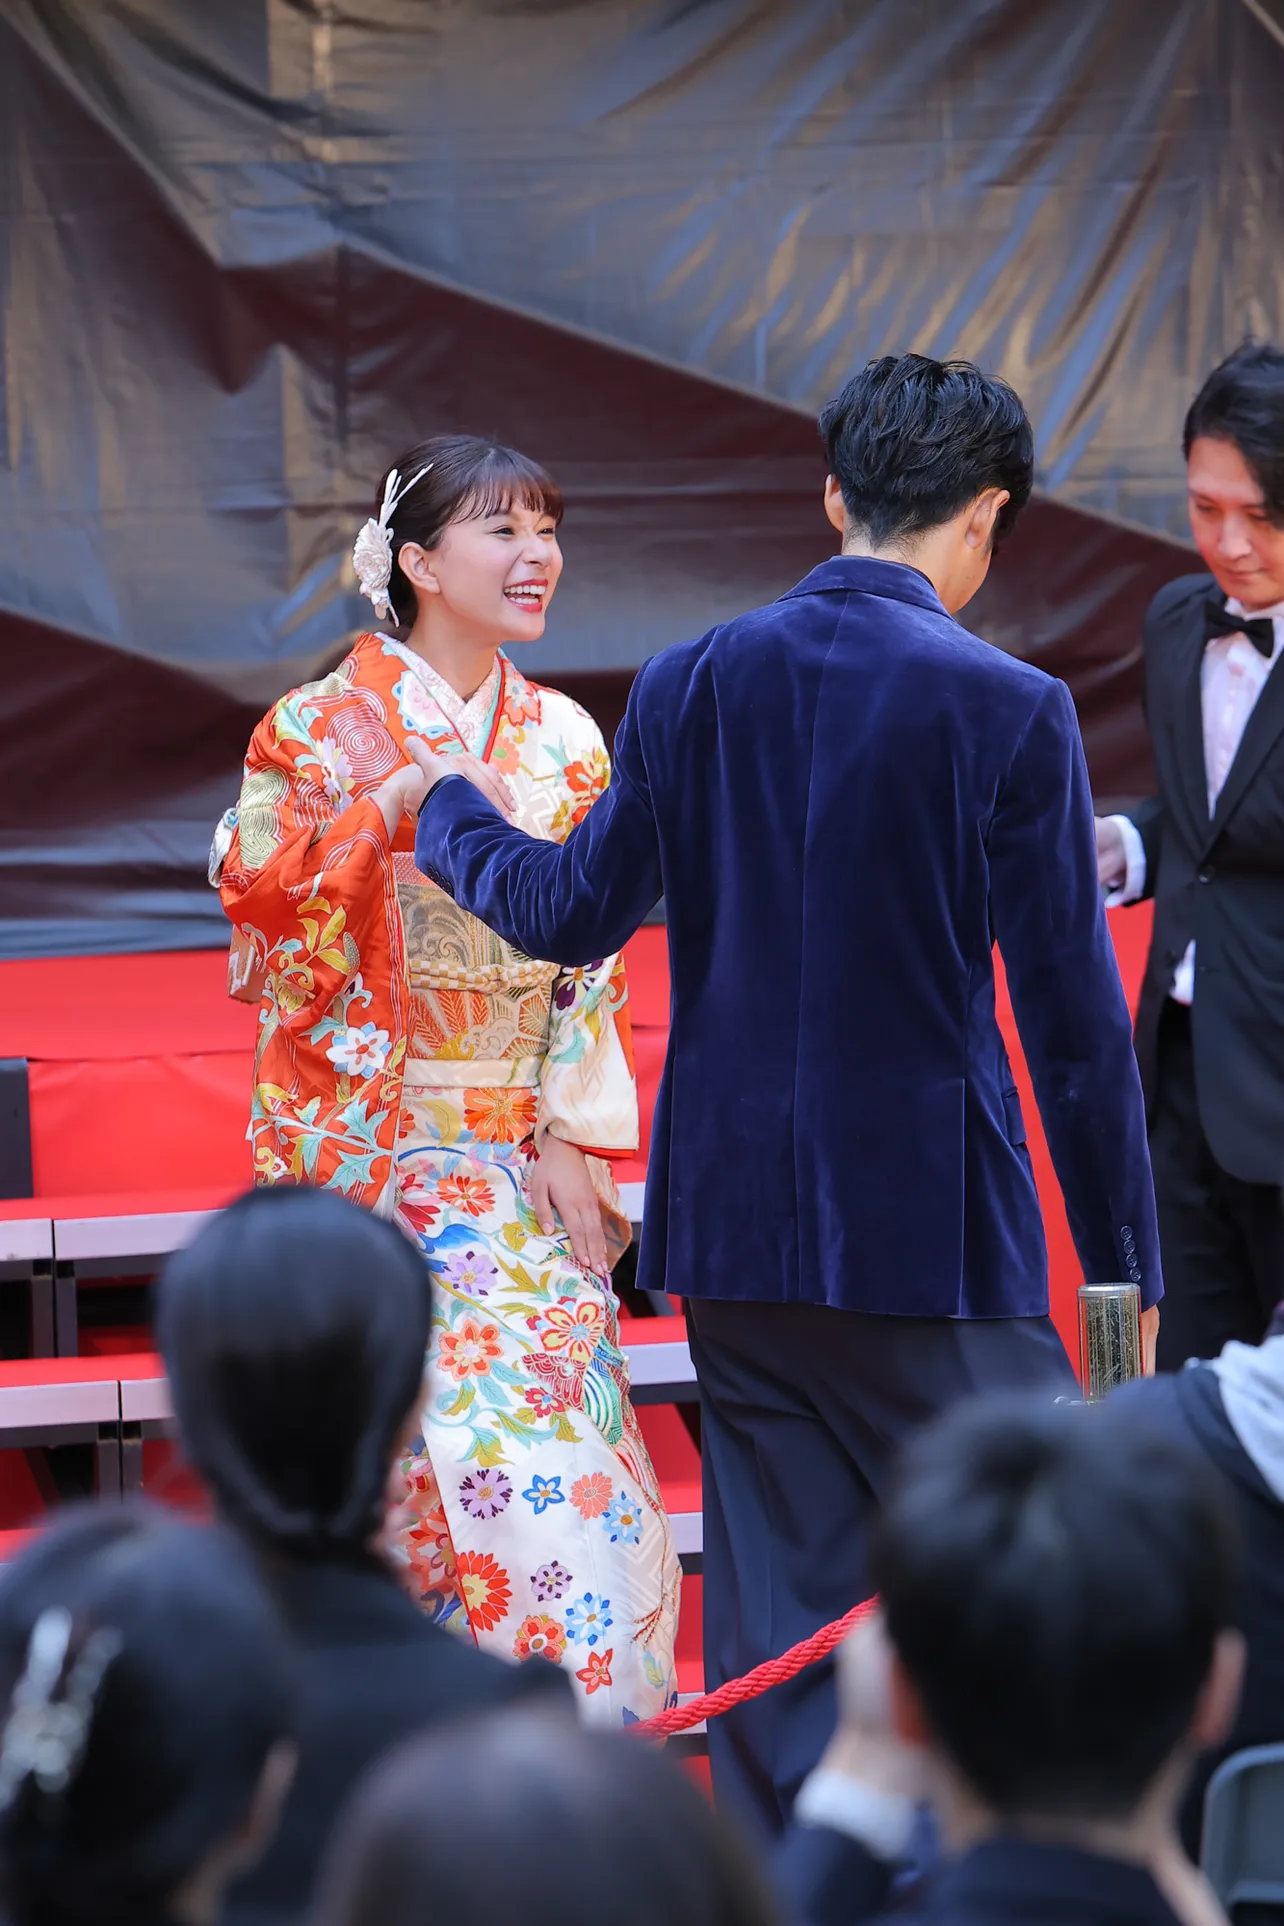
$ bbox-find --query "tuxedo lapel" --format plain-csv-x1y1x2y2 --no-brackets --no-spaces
1206,650,1284,850
1163,612,1212,852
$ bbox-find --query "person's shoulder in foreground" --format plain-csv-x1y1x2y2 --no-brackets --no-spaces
274,1544,568,1709
0,1504,296,1926
1109,1320,1284,1854
779,1389,1242,1926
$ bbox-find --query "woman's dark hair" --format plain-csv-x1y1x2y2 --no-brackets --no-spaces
157,1186,431,1559
0,1504,294,1926
1183,342,1284,526
376,434,564,625
818,352,1034,550
315,1706,778,1926
870,1393,1236,1821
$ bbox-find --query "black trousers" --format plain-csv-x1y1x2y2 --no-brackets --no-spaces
684,1296,1076,1838
1151,999,1284,1371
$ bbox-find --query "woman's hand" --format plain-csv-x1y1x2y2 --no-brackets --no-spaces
530,1135,609,1276
372,760,433,839
371,742,517,841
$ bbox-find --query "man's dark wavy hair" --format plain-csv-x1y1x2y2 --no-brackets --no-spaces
1183,342,1284,526
819,352,1034,550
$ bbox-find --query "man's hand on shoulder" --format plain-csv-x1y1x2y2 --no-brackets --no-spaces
403,737,517,821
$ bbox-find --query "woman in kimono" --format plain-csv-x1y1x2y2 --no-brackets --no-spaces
213,437,679,1724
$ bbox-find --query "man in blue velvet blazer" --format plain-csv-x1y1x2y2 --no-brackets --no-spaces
410,354,1162,1833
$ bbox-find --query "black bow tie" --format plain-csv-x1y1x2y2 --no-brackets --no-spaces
1205,596,1277,659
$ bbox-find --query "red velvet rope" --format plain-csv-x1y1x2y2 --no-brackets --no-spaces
630,1596,877,1739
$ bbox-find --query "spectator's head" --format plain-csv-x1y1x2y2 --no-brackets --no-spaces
158,1186,431,1563
0,1505,294,1926
314,1706,778,1926
818,354,1034,615
870,1394,1242,1833
1184,343,1284,611
368,433,563,644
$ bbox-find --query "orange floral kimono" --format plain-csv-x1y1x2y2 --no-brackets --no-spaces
214,633,679,1723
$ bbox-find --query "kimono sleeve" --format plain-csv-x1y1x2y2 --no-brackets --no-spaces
537,952,640,1161
215,692,402,1034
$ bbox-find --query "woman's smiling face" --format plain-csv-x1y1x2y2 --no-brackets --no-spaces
399,497,563,645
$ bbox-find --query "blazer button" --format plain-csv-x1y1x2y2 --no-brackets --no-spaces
1198,867,1214,883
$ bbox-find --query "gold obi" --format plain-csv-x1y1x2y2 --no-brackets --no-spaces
396,870,560,1075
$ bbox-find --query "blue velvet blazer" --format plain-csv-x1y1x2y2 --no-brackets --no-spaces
416,557,1161,1318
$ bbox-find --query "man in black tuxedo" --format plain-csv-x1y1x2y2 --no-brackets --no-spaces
1097,344,1284,1369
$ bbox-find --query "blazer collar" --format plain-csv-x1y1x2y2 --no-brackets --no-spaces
781,555,948,617
1164,584,1284,854
936,1837,1181,1926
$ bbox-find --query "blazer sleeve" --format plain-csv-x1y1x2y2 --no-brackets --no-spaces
988,679,1163,1308
414,667,664,965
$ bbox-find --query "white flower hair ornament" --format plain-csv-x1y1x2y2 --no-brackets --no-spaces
0,1606,122,1811
352,463,433,622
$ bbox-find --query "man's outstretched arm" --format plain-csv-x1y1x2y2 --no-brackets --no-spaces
412,673,664,966
988,678,1163,1327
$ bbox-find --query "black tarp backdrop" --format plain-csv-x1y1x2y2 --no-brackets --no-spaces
2,0,1283,957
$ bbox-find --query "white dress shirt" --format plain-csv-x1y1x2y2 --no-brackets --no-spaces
1107,595,1284,1002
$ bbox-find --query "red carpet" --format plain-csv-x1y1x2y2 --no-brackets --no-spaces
0,908,1154,1355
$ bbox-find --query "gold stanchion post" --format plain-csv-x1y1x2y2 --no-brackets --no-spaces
1077,1283,1143,1400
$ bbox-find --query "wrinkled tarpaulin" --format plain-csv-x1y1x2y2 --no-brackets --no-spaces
2,0,1283,956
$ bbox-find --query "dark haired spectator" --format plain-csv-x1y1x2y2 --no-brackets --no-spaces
1097,342,1284,1368
780,1393,1241,1926
1111,1309,1284,1853
158,1186,567,1926
313,1704,779,1926
0,1505,295,1926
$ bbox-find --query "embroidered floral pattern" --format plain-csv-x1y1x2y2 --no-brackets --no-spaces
326,1022,392,1078
438,1317,503,1382
536,1297,606,1365
456,1551,512,1631
570,1471,613,1519
438,1173,496,1218
532,1560,572,1602
602,1491,644,1546
522,1474,566,1516
437,1246,499,1298
576,1648,614,1695
463,1086,538,1144
514,1614,567,1663
565,1592,613,1647
458,1469,513,1519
